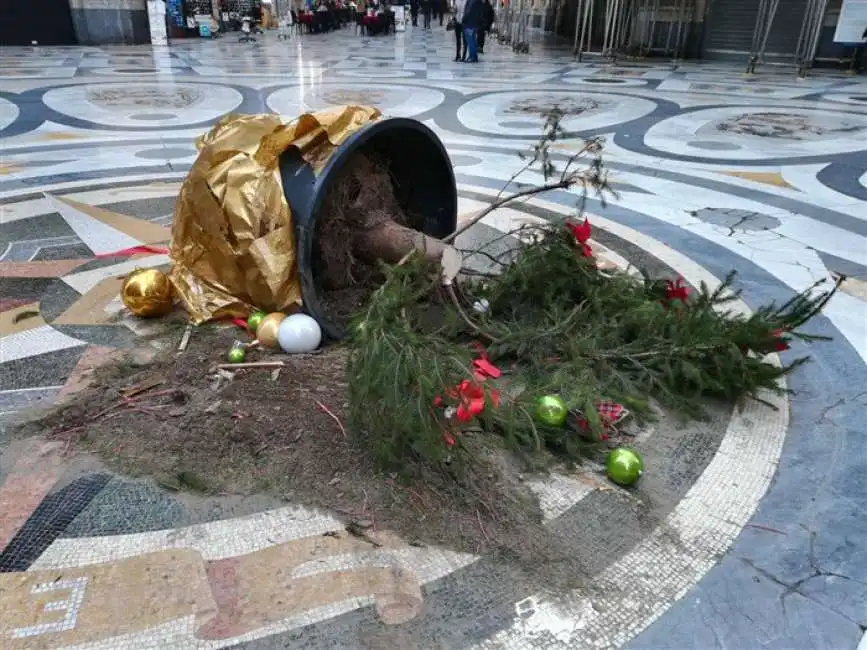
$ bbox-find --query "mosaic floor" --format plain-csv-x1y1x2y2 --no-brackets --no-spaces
1,24,866,650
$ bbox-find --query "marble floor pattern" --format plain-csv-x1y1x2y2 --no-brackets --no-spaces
1,25,866,650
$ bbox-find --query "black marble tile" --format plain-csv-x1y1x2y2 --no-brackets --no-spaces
0,277,55,302
31,243,94,261
0,473,112,572
0,212,71,245
0,345,85,392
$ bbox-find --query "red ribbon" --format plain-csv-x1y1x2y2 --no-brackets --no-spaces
471,344,502,380
95,245,169,259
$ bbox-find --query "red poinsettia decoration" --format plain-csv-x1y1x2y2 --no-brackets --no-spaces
432,348,503,441
566,219,593,258
448,379,501,422
471,345,502,381
771,328,790,352
664,278,690,303
740,327,791,355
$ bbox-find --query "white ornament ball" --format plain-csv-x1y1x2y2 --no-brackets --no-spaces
277,313,322,354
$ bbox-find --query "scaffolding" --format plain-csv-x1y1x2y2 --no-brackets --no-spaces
744,0,831,75
794,0,831,76
498,0,532,52
571,0,694,62
745,0,780,73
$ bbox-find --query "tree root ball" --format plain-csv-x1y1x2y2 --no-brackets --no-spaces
315,153,447,328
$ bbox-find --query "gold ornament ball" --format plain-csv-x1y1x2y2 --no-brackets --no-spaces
121,268,173,317
256,312,286,348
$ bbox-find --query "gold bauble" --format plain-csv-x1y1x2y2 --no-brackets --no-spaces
256,312,286,348
121,268,173,317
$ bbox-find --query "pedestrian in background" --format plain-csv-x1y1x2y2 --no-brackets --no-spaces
422,0,432,28
410,0,419,26
451,0,467,60
462,0,482,62
477,0,494,53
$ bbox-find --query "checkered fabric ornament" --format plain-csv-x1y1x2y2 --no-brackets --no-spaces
596,401,628,426
571,401,630,439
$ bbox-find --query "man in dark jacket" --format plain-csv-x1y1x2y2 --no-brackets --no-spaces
462,0,482,62
477,0,494,53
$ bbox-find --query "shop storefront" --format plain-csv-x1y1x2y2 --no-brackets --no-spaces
1,0,77,45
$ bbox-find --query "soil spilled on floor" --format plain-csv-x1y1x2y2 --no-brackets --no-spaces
13,324,615,590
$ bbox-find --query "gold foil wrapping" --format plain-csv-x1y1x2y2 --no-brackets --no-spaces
169,106,382,324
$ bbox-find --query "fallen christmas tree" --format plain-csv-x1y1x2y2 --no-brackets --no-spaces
346,111,839,473
13,108,841,563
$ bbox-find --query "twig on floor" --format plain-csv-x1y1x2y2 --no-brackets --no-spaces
216,361,284,370
745,523,787,535
313,398,347,438
177,324,193,352
121,379,165,399
476,508,491,544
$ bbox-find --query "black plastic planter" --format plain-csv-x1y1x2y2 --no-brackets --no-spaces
278,117,457,341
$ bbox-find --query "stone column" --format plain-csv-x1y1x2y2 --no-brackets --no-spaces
68,0,151,44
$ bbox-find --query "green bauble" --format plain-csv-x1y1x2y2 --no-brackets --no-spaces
247,311,266,332
606,448,643,486
536,395,568,427
227,346,246,364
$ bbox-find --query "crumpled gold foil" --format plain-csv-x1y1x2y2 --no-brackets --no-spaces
169,106,382,324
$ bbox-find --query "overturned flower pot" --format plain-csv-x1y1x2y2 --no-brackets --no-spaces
279,117,458,340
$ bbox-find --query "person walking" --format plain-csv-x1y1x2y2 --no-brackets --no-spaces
452,0,467,61
422,0,432,28
477,0,494,53
410,0,419,26
462,0,482,62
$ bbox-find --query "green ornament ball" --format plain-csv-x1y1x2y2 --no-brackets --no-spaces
536,395,568,427
227,346,246,364
606,447,644,486
247,311,266,332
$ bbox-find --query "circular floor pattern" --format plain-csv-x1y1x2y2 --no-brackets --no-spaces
267,82,445,117
41,82,244,128
456,90,657,136
561,74,650,87
644,105,867,160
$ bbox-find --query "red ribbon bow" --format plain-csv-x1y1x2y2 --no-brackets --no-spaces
566,219,593,258
664,278,690,303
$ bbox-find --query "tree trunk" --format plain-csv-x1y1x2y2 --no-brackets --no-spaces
353,220,448,264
